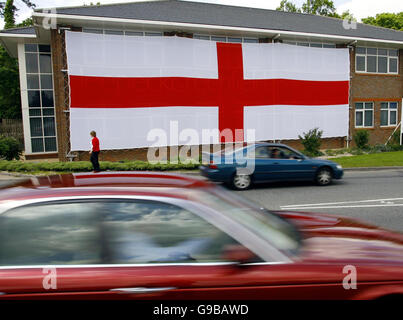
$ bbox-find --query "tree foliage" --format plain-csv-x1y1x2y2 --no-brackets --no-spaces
362,12,403,31
276,0,301,13
0,1,36,120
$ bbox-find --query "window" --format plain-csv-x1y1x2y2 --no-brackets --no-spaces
355,102,374,128
24,44,57,153
194,34,259,43
267,146,301,159
282,40,336,48
381,102,398,127
102,200,239,264
356,47,399,74
0,202,102,266
254,146,270,158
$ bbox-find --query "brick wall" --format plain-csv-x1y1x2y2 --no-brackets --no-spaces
349,48,403,146
50,29,402,162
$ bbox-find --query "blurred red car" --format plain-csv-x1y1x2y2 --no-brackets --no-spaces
0,172,402,300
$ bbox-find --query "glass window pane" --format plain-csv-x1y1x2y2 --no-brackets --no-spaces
43,117,56,136
29,109,41,117
356,47,366,54
323,44,335,48
355,102,364,109
38,45,51,53
41,91,54,108
389,58,398,73
25,53,38,73
356,56,365,71
0,203,101,265
390,102,398,109
125,31,143,36
103,200,239,264
105,30,124,35
40,75,53,90
355,111,363,126
228,37,242,43
367,56,377,72
30,117,43,137
243,38,259,43
381,102,389,109
378,48,387,56
388,49,398,57
364,110,373,127
83,28,103,34
390,111,397,125
28,91,40,108
211,36,226,42
27,74,39,89
297,42,309,47
367,48,377,55
39,54,52,73
25,44,37,52
310,43,322,48
365,102,373,109
194,34,210,40
380,110,388,126
42,108,54,116
45,137,57,152
378,56,387,73
31,138,44,153
144,32,162,36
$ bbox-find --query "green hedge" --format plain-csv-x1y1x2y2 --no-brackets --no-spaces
0,160,200,173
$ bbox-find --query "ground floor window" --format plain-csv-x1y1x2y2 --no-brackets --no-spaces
380,102,398,127
24,44,57,153
355,102,374,128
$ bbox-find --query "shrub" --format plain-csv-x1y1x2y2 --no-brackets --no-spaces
0,159,200,173
298,128,323,157
0,136,23,160
353,130,369,150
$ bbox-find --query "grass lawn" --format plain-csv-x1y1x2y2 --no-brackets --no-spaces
333,151,403,168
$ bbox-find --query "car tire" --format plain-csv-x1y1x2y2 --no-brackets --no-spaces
231,174,252,190
316,167,333,186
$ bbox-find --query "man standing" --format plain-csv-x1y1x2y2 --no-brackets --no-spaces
89,130,101,173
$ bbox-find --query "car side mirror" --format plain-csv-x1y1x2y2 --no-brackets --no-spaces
222,244,256,265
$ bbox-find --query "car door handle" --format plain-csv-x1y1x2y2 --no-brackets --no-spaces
110,287,176,294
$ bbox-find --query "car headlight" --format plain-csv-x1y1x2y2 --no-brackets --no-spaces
336,165,343,170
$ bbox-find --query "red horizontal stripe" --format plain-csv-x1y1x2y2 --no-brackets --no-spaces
69,75,349,108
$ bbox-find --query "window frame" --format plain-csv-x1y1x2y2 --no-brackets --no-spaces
23,44,57,154
355,47,399,75
355,102,374,128
0,195,293,268
380,102,398,127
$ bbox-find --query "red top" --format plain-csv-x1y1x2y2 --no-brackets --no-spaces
92,137,100,152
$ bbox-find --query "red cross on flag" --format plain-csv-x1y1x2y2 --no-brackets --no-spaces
66,32,350,151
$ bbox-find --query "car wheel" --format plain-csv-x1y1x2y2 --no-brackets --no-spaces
232,174,252,190
316,167,333,186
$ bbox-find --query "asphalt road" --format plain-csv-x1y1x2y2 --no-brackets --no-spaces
236,169,403,233
1,170,403,233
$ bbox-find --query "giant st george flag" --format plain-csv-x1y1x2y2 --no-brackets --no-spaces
65,31,350,151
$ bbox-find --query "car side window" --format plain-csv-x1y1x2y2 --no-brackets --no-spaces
102,200,240,264
254,146,270,158
268,147,299,159
0,202,102,266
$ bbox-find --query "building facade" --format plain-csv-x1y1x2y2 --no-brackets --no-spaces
0,0,402,161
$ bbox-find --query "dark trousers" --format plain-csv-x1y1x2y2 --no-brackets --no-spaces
90,151,100,172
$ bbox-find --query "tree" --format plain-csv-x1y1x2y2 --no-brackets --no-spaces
362,12,403,31
276,0,301,13
276,0,340,18
0,1,36,119
302,0,338,17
